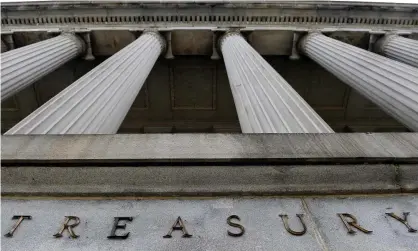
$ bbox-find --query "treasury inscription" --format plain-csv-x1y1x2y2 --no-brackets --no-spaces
2,195,418,251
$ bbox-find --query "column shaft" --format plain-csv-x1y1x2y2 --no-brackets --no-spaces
6,32,165,134
300,33,418,131
220,33,333,133
375,34,418,68
1,34,84,101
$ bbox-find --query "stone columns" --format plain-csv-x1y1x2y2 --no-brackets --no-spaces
300,33,418,131
219,32,333,133
374,34,418,68
1,34,84,101
6,32,165,135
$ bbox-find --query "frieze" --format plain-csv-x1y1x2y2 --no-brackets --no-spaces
1,194,418,251
3,212,416,239
2,196,418,251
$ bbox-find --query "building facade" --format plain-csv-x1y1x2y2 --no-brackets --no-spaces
1,1,418,250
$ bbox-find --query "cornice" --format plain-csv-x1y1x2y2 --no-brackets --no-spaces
2,4,418,33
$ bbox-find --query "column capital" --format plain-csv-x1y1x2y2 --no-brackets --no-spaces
143,31,166,53
298,32,322,54
374,34,418,67
61,32,86,54
373,34,398,54
218,31,243,48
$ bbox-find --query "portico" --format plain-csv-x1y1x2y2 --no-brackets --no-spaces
2,30,417,134
1,1,418,251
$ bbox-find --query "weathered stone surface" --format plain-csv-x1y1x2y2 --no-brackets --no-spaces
399,165,418,192
1,198,321,251
2,195,417,251
306,195,418,251
2,134,418,162
0,164,401,196
3,134,416,196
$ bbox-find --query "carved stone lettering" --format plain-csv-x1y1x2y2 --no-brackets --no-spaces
4,215,32,237
107,217,134,239
53,216,80,239
279,214,307,236
163,217,192,238
227,215,245,237
386,212,417,233
337,213,373,235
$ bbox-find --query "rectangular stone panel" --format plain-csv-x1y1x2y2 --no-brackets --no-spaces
307,74,349,108
1,96,19,111
91,30,136,56
170,66,216,110
171,30,212,55
248,31,293,55
131,82,149,110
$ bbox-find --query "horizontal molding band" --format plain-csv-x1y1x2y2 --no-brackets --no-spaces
1,164,416,196
2,17,417,32
2,5,417,31
2,1,418,10
3,15,417,26
2,133,418,164
2,134,417,195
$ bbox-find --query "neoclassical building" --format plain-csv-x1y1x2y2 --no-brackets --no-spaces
1,0,417,133
1,1,418,250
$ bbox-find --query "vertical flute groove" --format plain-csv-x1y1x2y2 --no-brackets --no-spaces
220,32,333,133
1,34,84,101
6,32,165,134
300,33,418,131
375,34,418,68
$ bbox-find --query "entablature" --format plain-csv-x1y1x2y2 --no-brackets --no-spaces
2,1,418,34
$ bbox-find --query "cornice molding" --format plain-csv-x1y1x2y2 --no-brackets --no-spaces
1,1,418,33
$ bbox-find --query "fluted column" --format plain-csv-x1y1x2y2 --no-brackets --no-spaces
300,33,418,131
6,32,165,135
220,32,333,133
1,34,84,101
374,34,418,68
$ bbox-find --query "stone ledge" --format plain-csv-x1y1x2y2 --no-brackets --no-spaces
1,164,404,196
2,133,418,164
399,165,418,192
